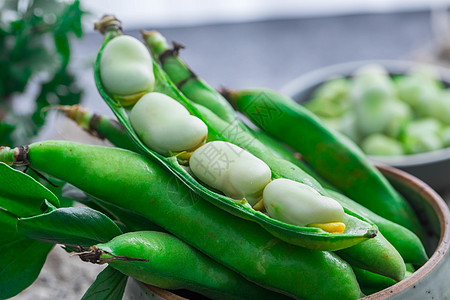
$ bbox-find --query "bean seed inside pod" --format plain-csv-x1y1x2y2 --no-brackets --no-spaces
130,92,208,155
190,141,272,205
100,35,155,106
263,178,345,231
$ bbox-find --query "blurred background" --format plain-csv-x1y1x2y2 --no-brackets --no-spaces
4,0,450,142
2,0,450,298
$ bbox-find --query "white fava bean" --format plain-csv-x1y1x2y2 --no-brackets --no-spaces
190,141,272,205
100,35,155,104
263,178,344,227
130,92,208,155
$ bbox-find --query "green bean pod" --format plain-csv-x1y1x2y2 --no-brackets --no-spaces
225,88,422,237
0,141,363,300
93,16,375,250
82,231,289,300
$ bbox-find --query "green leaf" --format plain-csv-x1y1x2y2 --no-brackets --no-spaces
0,208,22,244
0,164,58,298
81,266,128,300
18,206,123,248
60,185,163,232
59,0,84,38
0,162,60,217
0,238,53,299
0,208,53,299
0,0,85,146
54,33,70,68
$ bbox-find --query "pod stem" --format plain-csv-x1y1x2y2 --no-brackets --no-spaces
94,15,122,35
141,30,185,59
78,247,149,265
160,41,185,62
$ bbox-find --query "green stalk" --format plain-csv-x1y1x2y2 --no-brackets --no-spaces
50,105,137,152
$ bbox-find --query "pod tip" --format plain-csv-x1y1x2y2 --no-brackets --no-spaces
78,247,103,264
366,229,378,239
218,87,238,110
140,29,158,39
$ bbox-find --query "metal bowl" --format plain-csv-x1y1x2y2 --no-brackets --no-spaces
126,165,450,299
280,60,450,191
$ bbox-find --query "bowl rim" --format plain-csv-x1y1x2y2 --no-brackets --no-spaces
362,164,450,299
279,59,450,168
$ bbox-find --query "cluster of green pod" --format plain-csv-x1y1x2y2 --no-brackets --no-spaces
92,16,430,296
305,65,450,156
58,103,428,272
3,15,429,299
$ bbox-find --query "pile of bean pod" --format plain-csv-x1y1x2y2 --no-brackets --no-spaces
0,15,432,300
304,65,450,156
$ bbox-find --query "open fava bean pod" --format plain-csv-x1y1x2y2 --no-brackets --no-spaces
93,15,377,251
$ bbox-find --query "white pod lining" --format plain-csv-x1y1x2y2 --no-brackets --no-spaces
263,178,344,227
100,35,155,102
130,92,208,155
190,141,272,205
